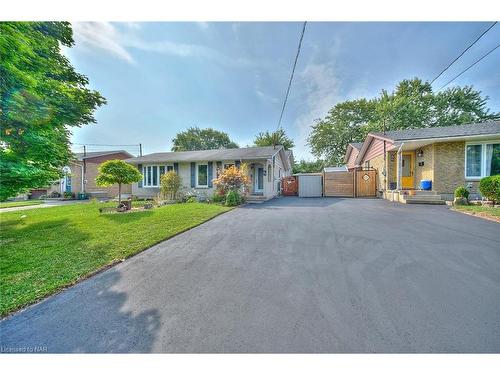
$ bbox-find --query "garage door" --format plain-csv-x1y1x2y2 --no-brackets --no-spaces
298,175,323,197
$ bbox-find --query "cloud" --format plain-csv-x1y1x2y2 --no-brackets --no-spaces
292,62,343,160
72,22,135,63
71,22,253,67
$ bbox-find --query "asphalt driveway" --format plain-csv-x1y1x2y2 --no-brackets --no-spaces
1,197,499,353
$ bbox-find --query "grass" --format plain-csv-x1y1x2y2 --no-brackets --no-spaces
0,200,43,209
0,201,232,316
453,205,500,219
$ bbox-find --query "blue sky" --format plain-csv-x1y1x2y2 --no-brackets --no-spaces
66,22,500,160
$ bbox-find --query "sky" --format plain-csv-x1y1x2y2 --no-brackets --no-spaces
65,22,500,160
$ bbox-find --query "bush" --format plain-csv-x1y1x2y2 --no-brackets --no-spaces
160,171,182,200
49,191,61,198
454,186,469,200
211,192,225,204
185,196,197,203
479,175,500,203
225,190,241,207
63,191,75,199
213,164,250,193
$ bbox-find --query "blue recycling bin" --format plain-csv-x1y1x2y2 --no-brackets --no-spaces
420,180,432,190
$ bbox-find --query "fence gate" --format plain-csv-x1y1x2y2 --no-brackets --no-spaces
323,171,354,197
356,169,377,197
282,176,298,196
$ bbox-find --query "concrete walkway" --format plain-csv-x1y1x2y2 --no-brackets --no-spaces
1,197,499,352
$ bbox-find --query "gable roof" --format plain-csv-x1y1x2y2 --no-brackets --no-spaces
126,146,291,169
344,142,363,164
349,142,363,150
73,150,133,161
369,121,500,142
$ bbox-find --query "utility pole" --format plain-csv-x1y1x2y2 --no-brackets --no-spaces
83,145,87,194
383,118,387,193
139,143,142,157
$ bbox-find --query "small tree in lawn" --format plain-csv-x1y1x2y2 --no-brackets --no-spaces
95,160,142,206
160,171,182,201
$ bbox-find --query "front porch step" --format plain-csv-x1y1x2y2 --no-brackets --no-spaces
246,195,268,203
402,194,446,205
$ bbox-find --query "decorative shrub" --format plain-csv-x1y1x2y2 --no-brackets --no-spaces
95,159,142,205
185,196,197,203
160,171,182,200
213,164,250,195
479,175,500,203
63,191,74,199
454,186,469,200
49,191,61,198
225,190,241,207
211,192,225,204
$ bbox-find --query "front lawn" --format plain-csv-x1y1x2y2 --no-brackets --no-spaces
0,200,43,209
453,205,500,221
0,201,232,316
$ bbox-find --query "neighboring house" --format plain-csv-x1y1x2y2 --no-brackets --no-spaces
125,146,293,200
349,121,500,201
45,150,134,198
344,142,363,170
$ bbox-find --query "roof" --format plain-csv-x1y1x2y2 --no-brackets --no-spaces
370,121,500,142
126,146,285,164
73,150,133,161
348,142,363,150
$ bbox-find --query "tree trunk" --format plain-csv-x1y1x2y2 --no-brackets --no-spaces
118,183,122,206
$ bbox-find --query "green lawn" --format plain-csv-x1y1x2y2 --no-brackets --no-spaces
0,200,43,209
0,201,232,316
453,205,500,219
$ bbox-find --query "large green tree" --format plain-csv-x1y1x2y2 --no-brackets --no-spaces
0,22,106,200
171,126,239,151
292,159,325,174
254,128,295,150
308,78,499,166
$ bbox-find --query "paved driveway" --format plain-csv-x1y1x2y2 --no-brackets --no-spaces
1,197,499,353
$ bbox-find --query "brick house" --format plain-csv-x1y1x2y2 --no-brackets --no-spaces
44,150,134,199
347,121,500,203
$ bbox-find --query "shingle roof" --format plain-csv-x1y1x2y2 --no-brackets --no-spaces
349,142,363,150
73,150,132,160
370,121,500,141
126,146,284,163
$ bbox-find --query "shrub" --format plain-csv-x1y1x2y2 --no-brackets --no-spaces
211,192,225,204
213,164,250,194
63,191,74,199
225,190,241,207
185,196,197,203
160,171,182,200
49,191,61,198
479,175,500,203
454,186,469,200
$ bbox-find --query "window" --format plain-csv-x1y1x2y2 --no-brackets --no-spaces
197,164,208,187
143,165,172,187
465,142,500,179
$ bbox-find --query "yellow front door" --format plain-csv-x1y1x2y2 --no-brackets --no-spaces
401,152,414,189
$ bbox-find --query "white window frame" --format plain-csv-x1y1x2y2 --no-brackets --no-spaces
465,141,500,180
196,162,209,188
143,165,173,187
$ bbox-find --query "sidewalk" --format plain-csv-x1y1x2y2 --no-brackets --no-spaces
0,200,91,213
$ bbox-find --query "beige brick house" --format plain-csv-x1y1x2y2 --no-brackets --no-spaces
46,150,134,199
346,121,500,203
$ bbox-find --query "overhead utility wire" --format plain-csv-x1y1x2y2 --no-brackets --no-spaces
430,21,497,85
438,43,500,90
276,21,307,132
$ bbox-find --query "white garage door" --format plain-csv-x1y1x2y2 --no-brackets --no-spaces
298,175,323,197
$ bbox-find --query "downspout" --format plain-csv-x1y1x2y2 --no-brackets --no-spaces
396,142,405,190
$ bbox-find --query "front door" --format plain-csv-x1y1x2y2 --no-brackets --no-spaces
255,167,264,193
401,152,414,189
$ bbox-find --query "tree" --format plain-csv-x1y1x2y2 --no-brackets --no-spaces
171,127,239,151
254,128,295,150
160,171,182,200
213,164,250,195
292,159,326,174
307,78,499,166
0,22,106,201
95,160,142,205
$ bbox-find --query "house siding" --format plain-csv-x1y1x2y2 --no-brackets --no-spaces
346,148,359,169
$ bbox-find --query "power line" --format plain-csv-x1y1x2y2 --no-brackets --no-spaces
72,143,140,147
438,43,500,90
430,21,497,85
276,21,307,132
